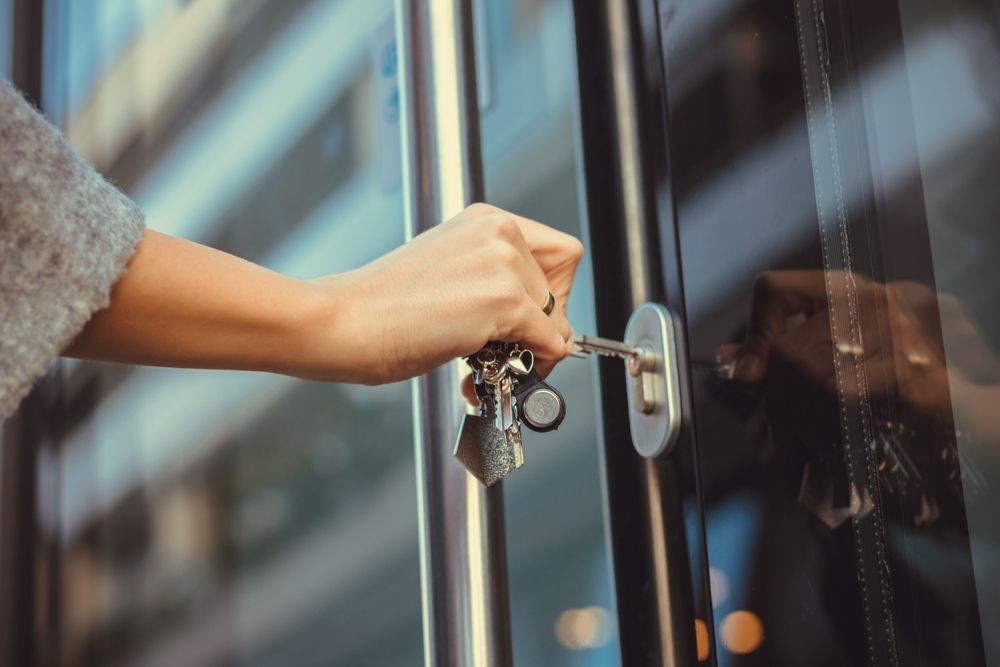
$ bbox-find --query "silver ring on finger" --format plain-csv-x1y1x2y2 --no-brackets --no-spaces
542,290,556,316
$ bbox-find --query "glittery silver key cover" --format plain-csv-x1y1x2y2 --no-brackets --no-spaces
454,413,517,486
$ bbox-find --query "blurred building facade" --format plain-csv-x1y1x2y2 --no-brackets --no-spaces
4,0,1000,666
3,1,616,665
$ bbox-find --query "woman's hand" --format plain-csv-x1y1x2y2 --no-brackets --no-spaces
729,270,1000,438
310,203,584,385
65,204,583,388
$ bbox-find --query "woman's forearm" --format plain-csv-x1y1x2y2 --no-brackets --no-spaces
64,229,339,378
64,205,582,386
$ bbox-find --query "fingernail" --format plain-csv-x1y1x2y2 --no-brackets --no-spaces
735,352,761,380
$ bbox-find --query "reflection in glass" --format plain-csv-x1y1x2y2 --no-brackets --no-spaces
50,0,622,664
660,0,1000,663
51,1,421,665
478,0,620,665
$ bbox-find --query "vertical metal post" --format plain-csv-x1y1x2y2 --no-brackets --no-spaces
395,2,513,666
574,0,704,664
1,4,49,664
604,0,693,667
606,3,682,663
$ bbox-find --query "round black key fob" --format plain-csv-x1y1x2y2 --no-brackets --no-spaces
512,370,566,432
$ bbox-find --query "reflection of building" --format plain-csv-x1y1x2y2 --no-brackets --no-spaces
3,1,614,665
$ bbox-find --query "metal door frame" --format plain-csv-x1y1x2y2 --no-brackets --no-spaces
0,3,61,665
396,2,513,666
573,1,714,665
399,1,715,664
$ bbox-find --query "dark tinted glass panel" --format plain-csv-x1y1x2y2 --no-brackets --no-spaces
660,0,999,663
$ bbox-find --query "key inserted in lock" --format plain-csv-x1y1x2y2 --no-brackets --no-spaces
571,334,657,414
572,303,682,459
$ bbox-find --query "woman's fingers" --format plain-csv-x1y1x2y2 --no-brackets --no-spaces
459,204,579,371
509,212,584,310
539,289,572,342
462,374,479,405
737,271,829,382
490,213,573,342
473,205,581,336
500,291,570,364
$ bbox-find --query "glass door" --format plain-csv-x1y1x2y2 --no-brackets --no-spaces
41,1,626,665
36,2,423,665
474,1,621,664
653,0,1000,664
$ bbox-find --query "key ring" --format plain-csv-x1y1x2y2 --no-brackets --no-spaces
542,290,556,316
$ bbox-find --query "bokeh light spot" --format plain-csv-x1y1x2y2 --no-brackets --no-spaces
720,610,764,655
554,606,615,651
695,618,711,662
709,566,729,606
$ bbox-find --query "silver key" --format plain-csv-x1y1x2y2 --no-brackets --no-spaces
497,374,515,431
499,345,531,467
572,332,658,413
571,333,652,375
576,331,741,382
454,342,524,485
496,374,524,468
571,333,640,360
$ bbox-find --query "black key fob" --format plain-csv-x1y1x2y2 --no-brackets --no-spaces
512,370,566,432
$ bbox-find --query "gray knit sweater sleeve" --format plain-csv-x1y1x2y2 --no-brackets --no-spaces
1,79,144,419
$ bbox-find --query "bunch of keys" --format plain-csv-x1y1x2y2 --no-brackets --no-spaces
454,320,690,486
454,341,567,486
